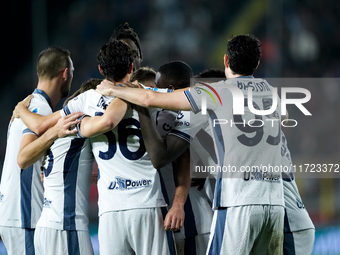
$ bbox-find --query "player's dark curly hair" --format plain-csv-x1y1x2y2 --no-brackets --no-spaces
158,60,193,89
227,34,261,76
97,40,134,82
110,22,142,60
196,68,225,78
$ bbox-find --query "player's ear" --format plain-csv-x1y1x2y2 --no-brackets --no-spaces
255,60,260,70
98,65,104,76
224,54,229,68
128,63,133,74
62,68,68,81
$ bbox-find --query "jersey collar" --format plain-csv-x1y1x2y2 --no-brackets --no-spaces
235,76,254,78
33,89,53,109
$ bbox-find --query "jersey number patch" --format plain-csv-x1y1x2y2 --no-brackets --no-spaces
234,98,281,147
99,118,146,161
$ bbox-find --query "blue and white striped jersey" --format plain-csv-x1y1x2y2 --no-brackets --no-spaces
61,89,166,216
0,89,51,228
184,78,284,208
36,136,94,231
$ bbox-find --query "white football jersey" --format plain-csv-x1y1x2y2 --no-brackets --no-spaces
154,109,214,236
61,89,166,216
281,132,314,232
0,89,51,228
36,135,94,231
184,78,284,208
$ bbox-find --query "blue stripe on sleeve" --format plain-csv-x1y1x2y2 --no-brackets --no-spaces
75,115,90,138
22,128,37,136
63,105,71,116
168,129,191,143
184,90,200,114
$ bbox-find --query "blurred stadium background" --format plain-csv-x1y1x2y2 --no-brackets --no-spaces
0,0,339,254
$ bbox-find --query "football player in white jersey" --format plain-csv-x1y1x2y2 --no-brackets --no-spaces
130,63,190,233
132,61,216,255
13,75,132,254
0,47,80,255
61,40,175,255
97,34,285,255
281,132,315,255
16,79,103,255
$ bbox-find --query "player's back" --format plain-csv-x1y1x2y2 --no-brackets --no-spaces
187,78,284,208
0,118,31,228
37,135,94,231
62,89,166,216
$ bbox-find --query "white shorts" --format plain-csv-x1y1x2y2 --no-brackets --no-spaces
34,227,94,255
283,228,315,255
175,233,210,255
206,205,284,255
0,226,34,255
98,207,175,255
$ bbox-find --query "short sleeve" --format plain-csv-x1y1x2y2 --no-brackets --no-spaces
27,96,53,117
168,111,191,143
61,95,84,117
184,85,219,114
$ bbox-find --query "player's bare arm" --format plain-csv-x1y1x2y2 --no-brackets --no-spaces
97,79,191,111
12,97,62,136
79,98,129,138
17,112,83,169
164,148,191,231
136,106,189,168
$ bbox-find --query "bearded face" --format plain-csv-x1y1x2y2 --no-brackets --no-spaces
60,58,74,98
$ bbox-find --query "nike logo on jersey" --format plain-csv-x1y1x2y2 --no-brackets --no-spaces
108,177,152,191
0,192,3,202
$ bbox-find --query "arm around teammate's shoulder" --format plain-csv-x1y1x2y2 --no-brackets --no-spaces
79,98,128,138
12,96,61,136
97,80,191,111
17,112,82,169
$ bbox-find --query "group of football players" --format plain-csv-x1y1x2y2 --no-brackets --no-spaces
0,22,315,255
